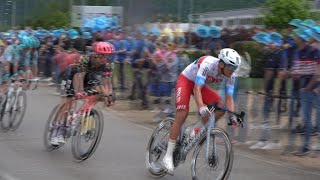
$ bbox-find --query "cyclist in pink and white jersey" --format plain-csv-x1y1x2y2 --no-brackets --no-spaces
162,48,242,174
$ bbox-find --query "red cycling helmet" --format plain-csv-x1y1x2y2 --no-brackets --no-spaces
92,41,115,54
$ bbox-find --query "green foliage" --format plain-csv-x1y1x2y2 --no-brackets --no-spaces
0,26,9,32
232,41,265,78
24,1,70,29
263,0,311,28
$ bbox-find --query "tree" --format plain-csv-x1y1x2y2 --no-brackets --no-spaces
263,0,312,29
25,1,70,29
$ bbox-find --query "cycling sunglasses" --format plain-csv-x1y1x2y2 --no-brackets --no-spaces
226,64,238,71
221,60,238,71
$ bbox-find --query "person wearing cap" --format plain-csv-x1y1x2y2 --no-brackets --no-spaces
128,31,149,109
113,30,128,91
291,28,319,155
305,31,320,151
0,38,4,85
307,25,320,151
2,37,20,79
250,32,288,150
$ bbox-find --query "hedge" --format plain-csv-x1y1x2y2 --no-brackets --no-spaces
182,41,265,78
231,41,265,78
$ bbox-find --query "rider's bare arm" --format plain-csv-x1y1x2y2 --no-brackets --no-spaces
225,95,234,112
225,76,236,116
194,60,210,109
73,72,86,93
193,84,205,109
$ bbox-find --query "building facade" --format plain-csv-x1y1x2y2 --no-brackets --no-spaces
193,0,320,29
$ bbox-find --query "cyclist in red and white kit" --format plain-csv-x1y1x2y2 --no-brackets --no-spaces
162,48,242,174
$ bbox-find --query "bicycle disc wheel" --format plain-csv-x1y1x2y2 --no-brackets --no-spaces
43,104,64,151
10,91,27,130
71,108,104,162
145,117,174,178
191,128,233,180
0,95,12,132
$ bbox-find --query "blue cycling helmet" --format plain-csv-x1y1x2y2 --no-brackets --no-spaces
68,29,79,39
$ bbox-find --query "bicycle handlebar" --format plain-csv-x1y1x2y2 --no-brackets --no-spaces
207,103,245,128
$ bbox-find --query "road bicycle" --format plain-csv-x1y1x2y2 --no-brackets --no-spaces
44,90,104,161
0,77,39,132
146,103,245,180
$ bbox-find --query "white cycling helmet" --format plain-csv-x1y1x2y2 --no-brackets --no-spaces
218,48,241,70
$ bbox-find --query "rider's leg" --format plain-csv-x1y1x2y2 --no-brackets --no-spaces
13,61,18,75
107,77,112,95
25,66,32,79
201,85,225,123
163,75,192,174
163,80,225,174
4,61,10,74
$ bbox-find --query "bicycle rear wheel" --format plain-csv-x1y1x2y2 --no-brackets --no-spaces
10,91,27,130
145,117,174,178
0,95,12,132
191,128,233,180
71,108,104,162
43,104,64,151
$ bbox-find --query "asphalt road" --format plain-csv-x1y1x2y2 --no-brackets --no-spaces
0,87,319,180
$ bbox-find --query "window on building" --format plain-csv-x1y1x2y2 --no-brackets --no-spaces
253,17,264,25
227,19,234,26
215,20,223,26
240,18,246,25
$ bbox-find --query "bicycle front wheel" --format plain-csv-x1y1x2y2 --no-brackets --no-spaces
146,117,174,178
71,108,104,162
43,104,64,151
0,95,12,132
10,91,27,130
191,128,233,180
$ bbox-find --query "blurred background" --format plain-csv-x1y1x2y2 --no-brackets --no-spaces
0,0,320,172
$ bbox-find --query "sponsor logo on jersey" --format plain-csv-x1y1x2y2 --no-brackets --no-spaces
177,105,187,110
176,87,182,103
206,76,223,83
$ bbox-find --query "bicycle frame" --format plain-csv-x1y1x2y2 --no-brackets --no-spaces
63,95,99,136
178,107,217,163
5,80,23,112
79,96,97,135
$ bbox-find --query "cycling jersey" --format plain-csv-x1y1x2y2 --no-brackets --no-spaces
71,54,110,74
182,56,235,87
31,50,38,66
176,55,235,111
3,45,15,62
62,54,111,97
24,50,31,66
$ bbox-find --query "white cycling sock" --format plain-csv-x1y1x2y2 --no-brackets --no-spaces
165,139,176,158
